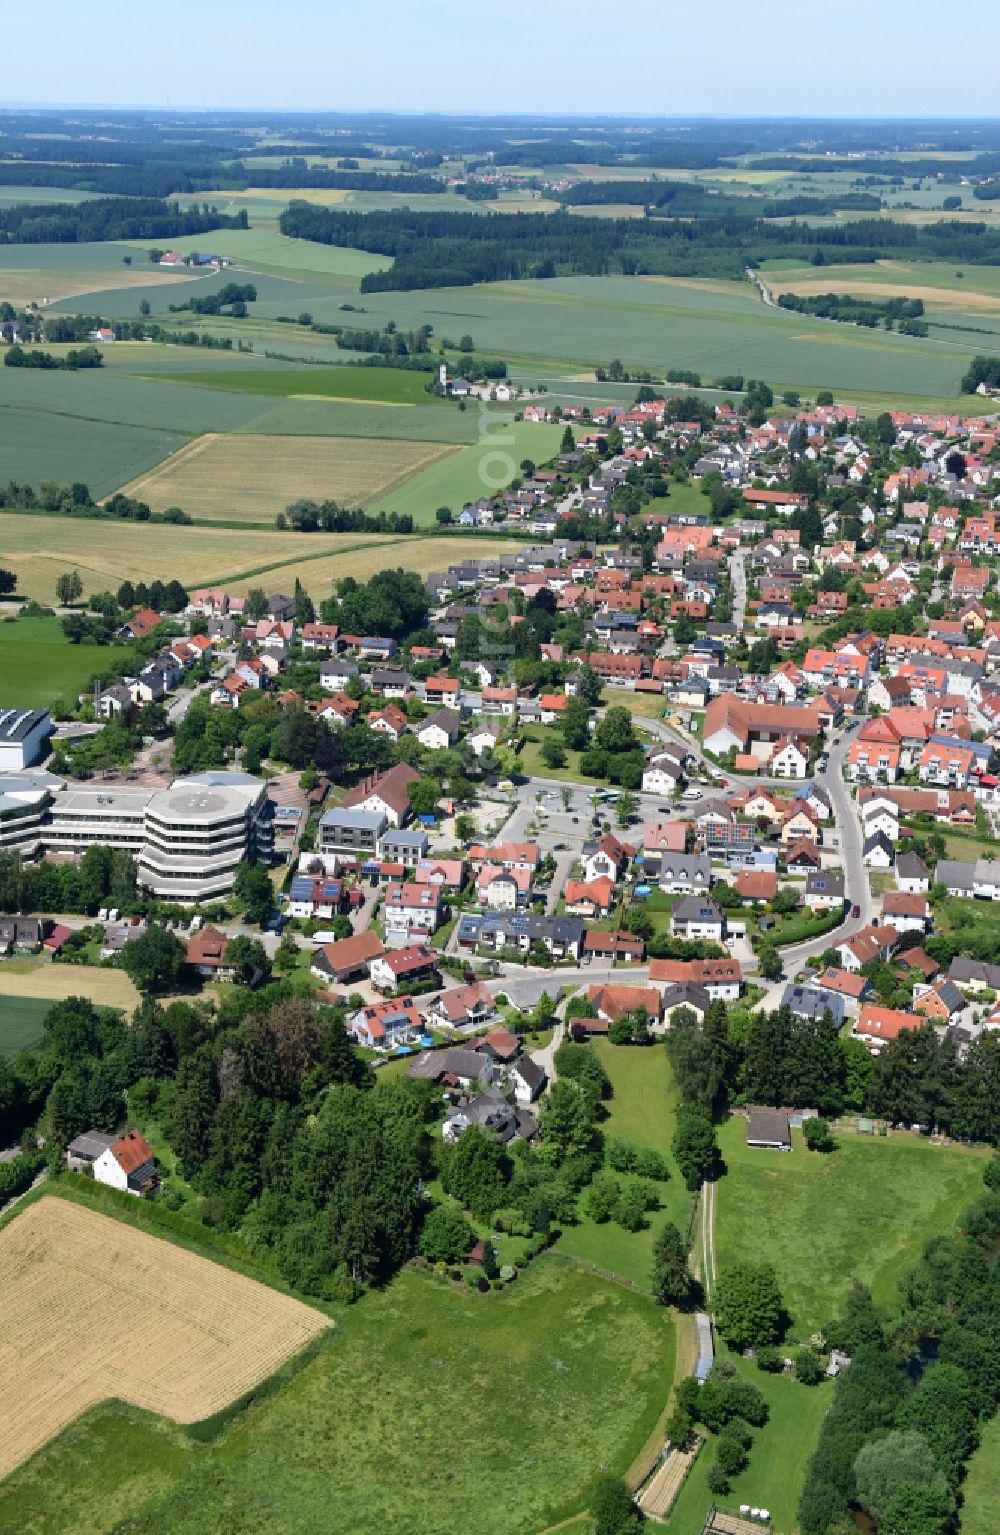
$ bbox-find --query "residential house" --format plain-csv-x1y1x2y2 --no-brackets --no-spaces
93,1129,157,1196
670,896,725,942
383,882,441,945
804,870,845,911
853,1004,922,1055
881,891,931,934
427,982,497,1030
311,930,385,985
348,994,423,1049
368,943,440,995
658,852,712,895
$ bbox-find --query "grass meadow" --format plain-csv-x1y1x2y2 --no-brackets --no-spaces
554,1040,697,1291
165,365,438,405
961,1411,1000,1535
0,1254,674,1535
220,534,526,597
664,1349,833,1535
714,1115,988,1336
376,421,566,523
0,616,128,705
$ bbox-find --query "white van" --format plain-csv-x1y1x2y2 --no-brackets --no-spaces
681,786,703,802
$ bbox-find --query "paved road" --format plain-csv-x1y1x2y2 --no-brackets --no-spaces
730,548,748,632
497,964,650,1012
749,722,872,1005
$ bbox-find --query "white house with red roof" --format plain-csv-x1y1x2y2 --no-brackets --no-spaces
93,1129,157,1195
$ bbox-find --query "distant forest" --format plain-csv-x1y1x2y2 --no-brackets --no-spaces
0,197,248,245
3,111,1000,199
558,180,882,217
278,204,1000,290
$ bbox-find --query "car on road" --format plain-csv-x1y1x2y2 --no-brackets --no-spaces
571,816,579,823
657,806,671,815
553,842,567,850
852,903,861,917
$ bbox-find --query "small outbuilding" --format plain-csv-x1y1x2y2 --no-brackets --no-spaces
746,1108,791,1152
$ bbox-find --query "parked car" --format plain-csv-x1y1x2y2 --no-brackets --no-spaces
852,903,861,917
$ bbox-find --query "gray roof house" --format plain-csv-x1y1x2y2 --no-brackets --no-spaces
783,983,845,1029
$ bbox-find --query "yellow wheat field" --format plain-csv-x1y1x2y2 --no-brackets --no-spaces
0,1197,330,1478
225,534,525,596
117,433,459,523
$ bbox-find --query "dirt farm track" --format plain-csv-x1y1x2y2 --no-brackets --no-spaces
0,1196,330,1479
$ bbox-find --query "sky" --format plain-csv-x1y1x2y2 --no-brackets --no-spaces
5,0,1000,118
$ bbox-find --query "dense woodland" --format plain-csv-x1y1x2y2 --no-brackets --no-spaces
0,197,247,245
279,204,1000,289
558,180,881,217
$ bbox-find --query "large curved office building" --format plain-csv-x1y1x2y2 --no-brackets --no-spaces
0,769,272,900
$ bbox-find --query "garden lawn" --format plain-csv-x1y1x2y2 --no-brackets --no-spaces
714,1116,988,1337
555,1041,696,1290
664,1349,833,1535
0,995,51,1059
0,1256,674,1535
0,617,126,707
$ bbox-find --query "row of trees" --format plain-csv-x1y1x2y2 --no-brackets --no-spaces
3,344,104,371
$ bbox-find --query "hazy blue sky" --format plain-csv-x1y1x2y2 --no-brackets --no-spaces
6,0,999,116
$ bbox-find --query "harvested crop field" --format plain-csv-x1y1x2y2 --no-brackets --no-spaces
770,276,1000,309
0,961,139,1011
117,433,460,522
224,534,525,597
0,512,355,601
0,1197,329,1480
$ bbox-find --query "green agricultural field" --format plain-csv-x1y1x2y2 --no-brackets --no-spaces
664,1350,833,1535
554,1040,696,1291
266,272,980,402
0,616,128,706
375,421,566,523
960,1410,1000,1535
714,1116,988,1336
0,1255,674,1535
0,240,196,308
164,365,438,405
0,995,51,1059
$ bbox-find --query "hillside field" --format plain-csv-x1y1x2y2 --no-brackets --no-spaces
118,434,460,523
0,1250,674,1535
0,1196,329,1481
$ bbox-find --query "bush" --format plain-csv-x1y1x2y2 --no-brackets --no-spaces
795,1347,825,1386
756,1345,784,1373
803,1117,836,1153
